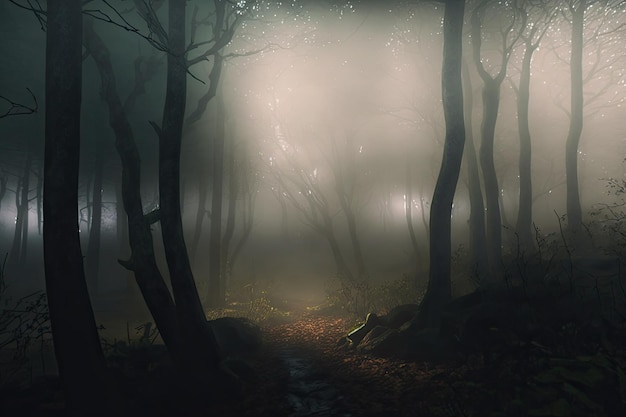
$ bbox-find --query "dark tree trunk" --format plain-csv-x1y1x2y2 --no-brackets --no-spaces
207,74,226,307
189,174,208,263
478,80,503,278
43,3,121,415
36,161,43,235
414,0,465,328
83,18,184,361
0,175,7,213
115,174,129,259
566,1,585,233
19,149,31,267
159,0,224,393
86,137,104,292
335,174,366,279
322,216,355,282
470,1,518,279
230,170,255,270
10,147,31,269
515,40,537,252
220,119,239,295
461,60,488,280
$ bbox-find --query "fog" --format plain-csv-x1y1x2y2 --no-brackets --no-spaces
0,0,625,308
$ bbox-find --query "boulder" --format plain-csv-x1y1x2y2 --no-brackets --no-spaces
209,317,262,358
381,304,419,329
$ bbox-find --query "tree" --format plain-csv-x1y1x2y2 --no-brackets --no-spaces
85,134,105,292
461,58,489,280
470,0,524,278
509,2,555,252
564,0,587,233
43,2,121,415
413,0,466,327
157,0,232,398
82,12,186,374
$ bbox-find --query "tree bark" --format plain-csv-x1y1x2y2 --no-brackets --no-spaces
159,0,224,394
0,175,7,213
461,60,488,280
189,173,208,263
86,137,104,293
43,2,121,415
515,39,537,252
414,0,465,328
478,79,503,278
565,1,585,233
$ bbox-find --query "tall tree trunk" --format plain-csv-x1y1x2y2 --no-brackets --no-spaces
515,40,537,252
0,175,7,213
86,137,104,293
115,174,129,259
10,178,23,268
414,0,465,328
83,18,184,362
159,0,224,393
189,174,208,263
461,60,488,280
230,171,255,270
566,1,585,233
220,126,239,295
19,149,32,267
322,217,354,283
10,149,31,269
332,137,366,279
207,74,226,307
44,3,121,415
478,79,503,278
36,161,43,235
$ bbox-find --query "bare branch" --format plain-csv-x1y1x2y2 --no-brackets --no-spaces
0,89,38,119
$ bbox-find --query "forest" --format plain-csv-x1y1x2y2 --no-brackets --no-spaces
0,0,625,416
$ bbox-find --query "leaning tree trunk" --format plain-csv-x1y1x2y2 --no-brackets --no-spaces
43,3,121,415
565,1,585,234
159,0,224,394
83,18,184,361
414,0,465,328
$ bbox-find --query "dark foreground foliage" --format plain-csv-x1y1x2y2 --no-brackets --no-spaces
1,279,625,417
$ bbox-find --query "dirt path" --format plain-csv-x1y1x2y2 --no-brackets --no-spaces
252,313,464,417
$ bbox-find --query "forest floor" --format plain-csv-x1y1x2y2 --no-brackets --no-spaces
2,299,626,416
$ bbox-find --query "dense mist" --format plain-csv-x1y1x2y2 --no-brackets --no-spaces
2,1,626,416
0,0,624,303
